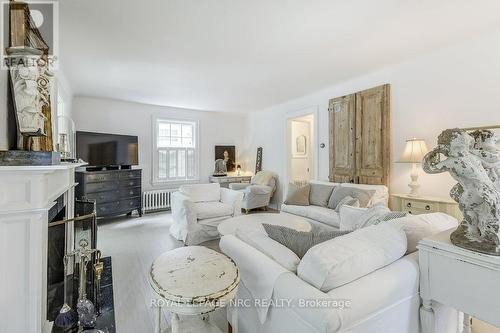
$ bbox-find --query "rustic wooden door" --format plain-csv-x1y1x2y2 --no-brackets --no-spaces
329,94,356,183
355,84,391,185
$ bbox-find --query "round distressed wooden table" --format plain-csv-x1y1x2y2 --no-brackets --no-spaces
149,246,240,333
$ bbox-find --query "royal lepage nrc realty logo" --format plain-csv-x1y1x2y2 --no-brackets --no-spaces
1,0,59,70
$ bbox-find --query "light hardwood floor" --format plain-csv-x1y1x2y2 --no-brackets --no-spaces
98,211,499,333
97,212,227,333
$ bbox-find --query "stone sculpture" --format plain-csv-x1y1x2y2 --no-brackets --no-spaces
7,47,48,136
423,128,500,255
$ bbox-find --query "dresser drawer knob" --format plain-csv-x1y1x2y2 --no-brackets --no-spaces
406,202,412,208
425,205,431,210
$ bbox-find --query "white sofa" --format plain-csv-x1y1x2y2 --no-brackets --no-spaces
169,183,243,245
229,171,278,213
220,211,462,333
280,181,389,229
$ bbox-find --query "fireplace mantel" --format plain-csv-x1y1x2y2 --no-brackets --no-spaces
0,163,85,333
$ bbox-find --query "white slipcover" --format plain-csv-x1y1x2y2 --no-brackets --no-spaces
281,204,340,228
298,223,407,291
170,183,243,245
180,183,221,202
229,171,278,211
281,181,388,229
222,235,460,333
235,229,300,272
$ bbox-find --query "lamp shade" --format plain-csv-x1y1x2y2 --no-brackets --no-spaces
398,138,429,163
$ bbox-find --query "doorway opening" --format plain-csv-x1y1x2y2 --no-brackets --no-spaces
286,113,315,186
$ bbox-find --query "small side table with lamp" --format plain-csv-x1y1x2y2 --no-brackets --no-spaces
392,138,461,220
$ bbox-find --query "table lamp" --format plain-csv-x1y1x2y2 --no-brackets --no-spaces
397,138,429,196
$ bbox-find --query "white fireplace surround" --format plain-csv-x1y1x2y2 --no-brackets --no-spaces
0,163,84,333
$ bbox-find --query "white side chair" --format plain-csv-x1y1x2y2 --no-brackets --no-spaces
170,183,243,245
229,171,277,213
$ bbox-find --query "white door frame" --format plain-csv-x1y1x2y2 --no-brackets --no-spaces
284,105,319,187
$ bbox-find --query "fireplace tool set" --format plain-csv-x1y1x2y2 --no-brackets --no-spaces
49,202,103,332
55,238,104,331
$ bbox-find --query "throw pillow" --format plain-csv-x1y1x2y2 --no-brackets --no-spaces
327,186,376,209
339,205,368,229
379,212,459,254
251,171,274,186
309,183,335,207
284,183,311,206
334,195,360,212
339,202,390,231
376,211,408,223
262,224,350,258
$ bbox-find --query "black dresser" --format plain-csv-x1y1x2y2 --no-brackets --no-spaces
75,169,142,218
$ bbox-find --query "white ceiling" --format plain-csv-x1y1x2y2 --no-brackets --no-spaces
59,0,500,112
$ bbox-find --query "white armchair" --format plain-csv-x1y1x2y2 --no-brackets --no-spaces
229,171,277,213
170,183,243,245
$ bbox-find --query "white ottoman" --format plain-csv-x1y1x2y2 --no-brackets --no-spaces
217,212,313,236
149,246,240,333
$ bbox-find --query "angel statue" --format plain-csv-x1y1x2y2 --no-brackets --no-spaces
423,128,500,255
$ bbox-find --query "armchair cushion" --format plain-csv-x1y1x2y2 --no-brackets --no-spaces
192,202,233,220
180,183,221,202
247,184,272,195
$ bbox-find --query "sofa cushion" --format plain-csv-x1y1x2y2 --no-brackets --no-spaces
262,224,350,258
235,229,300,272
247,185,272,195
334,195,360,212
339,203,391,231
341,183,389,205
309,183,335,207
180,183,220,202
380,212,459,254
281,204,340,228
298,223,407,292
284,183,310,206
328,186,375,209
192,202,233,220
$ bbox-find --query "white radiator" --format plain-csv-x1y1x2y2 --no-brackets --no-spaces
142,189,174,214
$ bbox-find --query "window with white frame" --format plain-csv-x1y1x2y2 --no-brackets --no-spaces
154,118,198,183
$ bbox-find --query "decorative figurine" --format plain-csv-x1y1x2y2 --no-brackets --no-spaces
423,128,500,255
213,158,227,176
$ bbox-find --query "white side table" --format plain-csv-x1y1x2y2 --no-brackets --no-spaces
391,193,462,220
418,229,500,333
149,246,240,333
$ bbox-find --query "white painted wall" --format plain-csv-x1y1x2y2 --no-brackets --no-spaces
244,28,500,205
72,96,247,191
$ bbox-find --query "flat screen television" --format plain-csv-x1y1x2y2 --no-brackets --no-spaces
76,131,138,167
